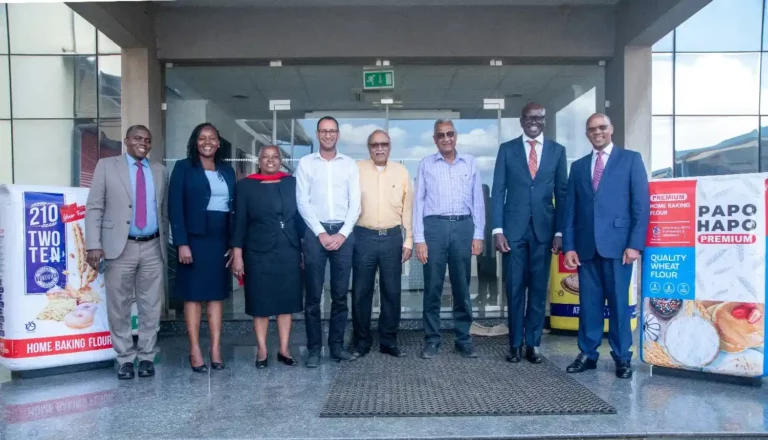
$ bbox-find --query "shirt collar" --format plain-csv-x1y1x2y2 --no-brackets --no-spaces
126,153,149,167
523,134,544,146
593,143,614,156
313,151,346,162
434,151,464,163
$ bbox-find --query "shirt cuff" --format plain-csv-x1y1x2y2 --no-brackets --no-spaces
311,224,325,237
414,235,425,244
492,228,503,235
555,232,562,237
473,230,484,240
403,237,413,249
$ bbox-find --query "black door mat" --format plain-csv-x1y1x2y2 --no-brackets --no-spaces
320,331,616,417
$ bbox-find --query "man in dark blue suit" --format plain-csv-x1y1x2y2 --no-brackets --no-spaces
563,113,650,379
491,103,567,364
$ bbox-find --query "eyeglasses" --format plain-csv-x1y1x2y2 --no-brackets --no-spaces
369,142,390,149
522,116,546,123
587,125,610,134
318,129,339,136
435,131,455,140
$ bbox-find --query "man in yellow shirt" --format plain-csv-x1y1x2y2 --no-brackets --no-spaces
351,129,413,358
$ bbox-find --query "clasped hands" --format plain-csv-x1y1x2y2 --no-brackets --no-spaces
415,239,483,264
318,232,346,251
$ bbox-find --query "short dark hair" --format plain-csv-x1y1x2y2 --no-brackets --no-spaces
317,116,339,131
186,122,227,167
125,124,150,139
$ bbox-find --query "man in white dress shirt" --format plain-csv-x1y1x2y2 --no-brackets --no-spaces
295,116,361,368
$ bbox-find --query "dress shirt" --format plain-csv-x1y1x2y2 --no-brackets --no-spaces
295,151,361,238
205,170,230,212
492,134,561,238
356,159,414,249
591,142,614,176
413,152,485,244
125,153,158,237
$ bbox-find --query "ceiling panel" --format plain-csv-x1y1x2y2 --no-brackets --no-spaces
159,0,619,7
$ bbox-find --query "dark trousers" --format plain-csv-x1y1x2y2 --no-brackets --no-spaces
422,216,474,346
304,222,355,353
577,253,633,362
351,226,403,350
504,221,552,349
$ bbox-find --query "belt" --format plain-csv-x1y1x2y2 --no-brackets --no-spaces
354,225,401,236
320,222,344,231
128,232,159,242
425,215,471,221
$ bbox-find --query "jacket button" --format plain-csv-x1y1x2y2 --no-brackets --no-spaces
126,221,130,224
129,204,132,208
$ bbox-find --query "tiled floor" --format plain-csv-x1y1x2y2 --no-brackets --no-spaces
1,326,767,440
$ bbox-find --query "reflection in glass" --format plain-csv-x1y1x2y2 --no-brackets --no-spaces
652,54,673,115
99,55,121,118
674,116,759,177
13,119,96,186
675,0,762,52
556,87,597,168
0,121,11,184
652,117,673,178
11,56,97,119
675,53,759,116
0,6,8,54
8,3,96,54
0,56,9,119
761,118,768,172
98,31,121,55
653,31,673,52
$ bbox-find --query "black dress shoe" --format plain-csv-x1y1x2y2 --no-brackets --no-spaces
277,352,298,366
306,351,321,368
421,343,439,359
380,346,406,357
210,352,225,370
137,360,155,378
525,346,543,364
615,360,633,379
117,362,135,380
189,356,208,374
566,354,598,373
330,348,356,362
255,357,268,369
455,343,479,358
506,347,522,363
352,346,371,358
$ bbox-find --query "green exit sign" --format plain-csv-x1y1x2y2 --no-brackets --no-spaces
363,70,394,90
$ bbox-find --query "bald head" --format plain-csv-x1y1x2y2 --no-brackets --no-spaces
520,102,546,138
585,113,613,151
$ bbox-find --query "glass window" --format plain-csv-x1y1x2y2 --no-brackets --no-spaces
0,56,10,119
0,6,8,55
13,119,97,187
761,118,768,172
652,53,673,115
651,116,673,179
675,0,762,52
8,3,96,54
675,53,760,115
675,116,759,177
11,55,97,119
0,121,11,183
653,31,674,53
556,87,597,168
760,54,768,114
99,55,121,118
98,31,120,55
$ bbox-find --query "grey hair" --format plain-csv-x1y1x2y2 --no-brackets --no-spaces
367,129,390,145
257,144,282,159
433,118,455,133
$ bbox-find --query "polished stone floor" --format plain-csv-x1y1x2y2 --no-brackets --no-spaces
1,326,767,440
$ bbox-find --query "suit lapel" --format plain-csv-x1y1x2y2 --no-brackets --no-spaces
596,146,621,194
115,156,133,201
581,155,595,195
151,163,163,210
513,137,532,182
533,140,554,184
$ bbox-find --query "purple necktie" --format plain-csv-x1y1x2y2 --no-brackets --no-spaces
135,161,147,230
592,151,604,191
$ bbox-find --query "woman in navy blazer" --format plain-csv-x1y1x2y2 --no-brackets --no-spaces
169,122,236,373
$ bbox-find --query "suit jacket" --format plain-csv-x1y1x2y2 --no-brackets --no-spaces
85,155,169,263
491,136,567,243
231,176,305,252
563,146,650,260
168,158,236,247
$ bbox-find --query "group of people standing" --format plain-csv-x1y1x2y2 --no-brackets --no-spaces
84,102,649,381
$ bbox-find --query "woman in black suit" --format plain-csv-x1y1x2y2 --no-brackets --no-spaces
169,122,235,373
231,145,303,368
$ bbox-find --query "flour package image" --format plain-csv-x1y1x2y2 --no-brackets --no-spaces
0,185,115,372
641,174,767,377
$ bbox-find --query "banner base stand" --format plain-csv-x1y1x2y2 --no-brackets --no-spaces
11,360,113,380
649,365,763,387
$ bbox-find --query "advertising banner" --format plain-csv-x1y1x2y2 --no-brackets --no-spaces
640,174,767,377
548,253,638,332
0,185,115,371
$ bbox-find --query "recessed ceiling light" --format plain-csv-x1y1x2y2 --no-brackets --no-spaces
232,94,248,99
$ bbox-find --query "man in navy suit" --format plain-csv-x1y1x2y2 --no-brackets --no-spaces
491,103,567,364
563,113,649,379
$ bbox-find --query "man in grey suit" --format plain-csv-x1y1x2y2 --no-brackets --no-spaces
85,125,169,380
491,103,567,364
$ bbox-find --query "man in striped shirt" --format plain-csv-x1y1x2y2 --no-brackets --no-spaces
414,119,485,359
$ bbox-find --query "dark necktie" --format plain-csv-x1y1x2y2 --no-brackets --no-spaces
135,161,147,229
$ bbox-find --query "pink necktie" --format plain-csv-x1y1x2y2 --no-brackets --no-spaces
592,151,604,191
527,140,538,178
135,161,147,229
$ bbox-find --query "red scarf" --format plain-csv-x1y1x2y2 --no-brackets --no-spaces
246,171,290,181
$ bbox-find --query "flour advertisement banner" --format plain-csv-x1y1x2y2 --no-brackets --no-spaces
0,185,115,372
641,174,767,377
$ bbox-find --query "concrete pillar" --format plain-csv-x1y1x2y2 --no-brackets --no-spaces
122,48,164,164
